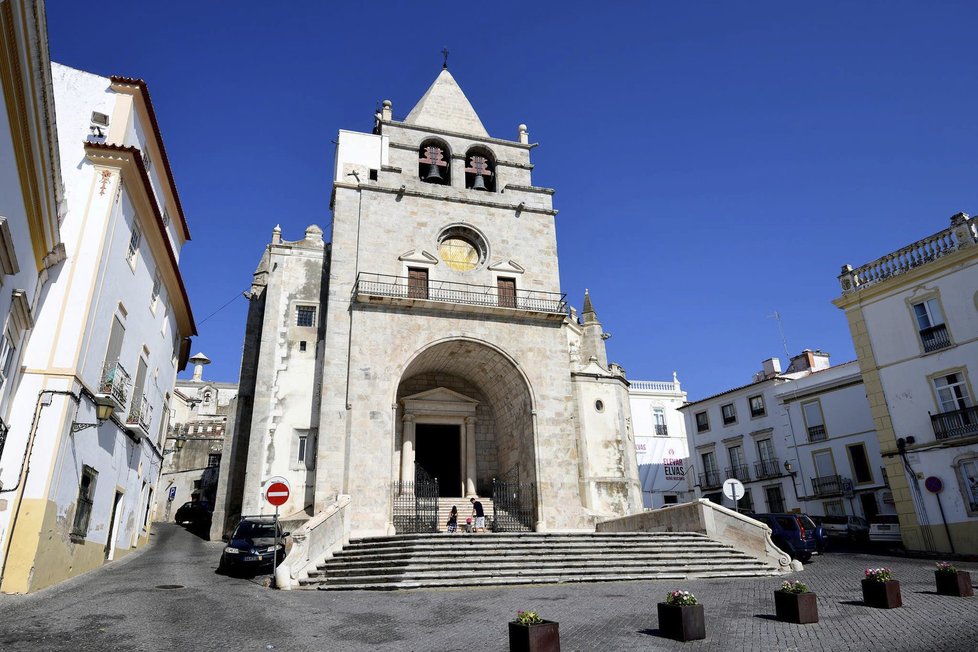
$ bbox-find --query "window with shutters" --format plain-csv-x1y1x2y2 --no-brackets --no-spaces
407,268,429,299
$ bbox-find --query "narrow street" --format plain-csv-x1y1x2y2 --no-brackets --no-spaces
2,524,977,651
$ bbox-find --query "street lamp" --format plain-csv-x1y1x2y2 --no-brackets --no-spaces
70,403,115,433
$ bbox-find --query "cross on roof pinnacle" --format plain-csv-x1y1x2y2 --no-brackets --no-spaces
442,47,449,70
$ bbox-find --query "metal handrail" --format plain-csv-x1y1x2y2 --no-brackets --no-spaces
699,470,722,489
811,474,844,496
755,458,781,479
725,465,751,482
920,324,952,353
353,272,568,315
807,424,827,442
99,360,131,405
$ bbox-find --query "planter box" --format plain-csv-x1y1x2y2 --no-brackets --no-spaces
774,590,818,624
657,602,706,642
861,579,902,609
936,570,974,597
508,620,560,652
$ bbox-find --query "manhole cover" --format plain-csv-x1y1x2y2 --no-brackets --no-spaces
155,584,184,590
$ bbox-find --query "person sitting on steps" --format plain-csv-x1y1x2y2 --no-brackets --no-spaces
470,497,486,533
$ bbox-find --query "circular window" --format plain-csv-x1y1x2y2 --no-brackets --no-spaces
437,226,487,272
595,400,605,412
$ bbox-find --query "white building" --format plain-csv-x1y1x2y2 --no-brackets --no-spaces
834,212,978,554
774,360,893,521
679,350,889,520
628,376,691,508
0,61,195,593
0,0,64,474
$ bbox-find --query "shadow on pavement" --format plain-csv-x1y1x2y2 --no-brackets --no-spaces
838,600,867,606
753,614,779,621
637,628,662,638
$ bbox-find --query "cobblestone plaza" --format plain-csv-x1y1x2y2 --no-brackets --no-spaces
1,525,975,651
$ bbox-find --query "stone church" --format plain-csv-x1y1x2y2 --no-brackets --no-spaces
213,68,642,539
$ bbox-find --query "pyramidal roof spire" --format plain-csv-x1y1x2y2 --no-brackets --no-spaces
403,69,489,138
582,288,599,324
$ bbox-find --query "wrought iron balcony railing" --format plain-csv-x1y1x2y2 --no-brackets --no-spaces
699,470,722,490
725,465,751,482
98,360,131,406
126,395,153,431
755,458,781,479
919,323,952,353
353,272,567,315
807,424,827,442
654,424,669,436
811,474,845,497
930,405,978,441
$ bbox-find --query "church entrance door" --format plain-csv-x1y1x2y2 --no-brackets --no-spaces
415,424,462,497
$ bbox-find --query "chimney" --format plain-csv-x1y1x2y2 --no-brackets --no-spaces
760,357,781,379
786,349,831,373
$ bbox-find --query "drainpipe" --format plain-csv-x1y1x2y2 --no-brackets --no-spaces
896,437,935,552
0,389,81,587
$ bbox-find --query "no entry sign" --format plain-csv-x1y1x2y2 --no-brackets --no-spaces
265,481,290,506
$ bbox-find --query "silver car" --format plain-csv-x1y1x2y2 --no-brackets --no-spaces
820,515,869,542
869,515,902,543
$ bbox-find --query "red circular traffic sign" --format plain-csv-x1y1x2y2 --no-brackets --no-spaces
265,481,290,506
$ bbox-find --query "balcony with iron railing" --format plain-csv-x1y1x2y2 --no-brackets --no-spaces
353,272,567,320
725,464,751,482
654,424,669,436
125,395,153,437
807,424,827,443
920,324,952,353
755,458,781,479
96,360,130,411
839,213,977,295
699,470,722,490
811,474,846,497
930,405,978,441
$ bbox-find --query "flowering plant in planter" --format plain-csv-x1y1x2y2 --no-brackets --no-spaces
779,581,809,594
514,610,544,626
775,580,817,623
664,590,698,606
936,562,957,574
865,567,893,583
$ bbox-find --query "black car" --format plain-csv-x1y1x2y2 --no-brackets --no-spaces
174,501,213,528
219,516,288,575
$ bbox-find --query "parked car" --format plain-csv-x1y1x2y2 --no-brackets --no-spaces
800,514,827,553
174,500,213,528
869,514,902,544
751,513,818,562
820,515,869,542
219,516,289,575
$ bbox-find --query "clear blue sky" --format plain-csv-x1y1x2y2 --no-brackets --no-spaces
47,1,978,400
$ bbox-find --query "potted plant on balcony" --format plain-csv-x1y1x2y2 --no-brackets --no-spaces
862,567,902,608
657,590,705,642
508,610,559,652
935,562,974,597
774,580,818,624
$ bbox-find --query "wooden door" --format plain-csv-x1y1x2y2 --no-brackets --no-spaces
407,268,428,299
497,277,516,308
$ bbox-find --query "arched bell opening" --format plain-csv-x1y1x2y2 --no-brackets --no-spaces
392,339,538,530
418,139,451,185
464,146,496,192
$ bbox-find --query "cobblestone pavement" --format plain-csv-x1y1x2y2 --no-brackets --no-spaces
1,524,976,651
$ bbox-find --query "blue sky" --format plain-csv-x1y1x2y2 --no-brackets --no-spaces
47,1,978,399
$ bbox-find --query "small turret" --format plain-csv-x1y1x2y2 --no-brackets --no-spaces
189,352,211,382
578,289,609,368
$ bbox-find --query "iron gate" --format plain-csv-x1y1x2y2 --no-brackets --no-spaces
491,464,535,532
391,463,439,534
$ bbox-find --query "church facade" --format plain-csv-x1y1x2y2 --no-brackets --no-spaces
214,69,642,538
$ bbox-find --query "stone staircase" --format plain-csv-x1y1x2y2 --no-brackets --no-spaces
300,532,781,590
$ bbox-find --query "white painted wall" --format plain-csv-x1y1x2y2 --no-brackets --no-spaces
334,130,389,182
629,381,691,508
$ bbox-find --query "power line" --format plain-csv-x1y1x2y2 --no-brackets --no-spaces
197,291,247,327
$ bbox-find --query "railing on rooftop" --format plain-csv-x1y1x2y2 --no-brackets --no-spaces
353,272,567,315
630,380,682,392
839,213,977,294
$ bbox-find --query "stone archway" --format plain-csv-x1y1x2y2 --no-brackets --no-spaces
394,339,537,499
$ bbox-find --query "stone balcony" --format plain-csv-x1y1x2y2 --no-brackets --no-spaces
838,212,977,295
95,360,130,413
353,272,567,321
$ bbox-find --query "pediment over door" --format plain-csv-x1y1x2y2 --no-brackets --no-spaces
402,387,479,418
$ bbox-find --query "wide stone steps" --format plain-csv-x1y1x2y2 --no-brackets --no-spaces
301,532,780,590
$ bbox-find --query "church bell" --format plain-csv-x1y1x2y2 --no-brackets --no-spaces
470,174,487,191
424,163,443,182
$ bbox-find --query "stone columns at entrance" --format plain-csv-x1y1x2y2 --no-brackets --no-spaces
465,416,477,497
401,414,416,485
